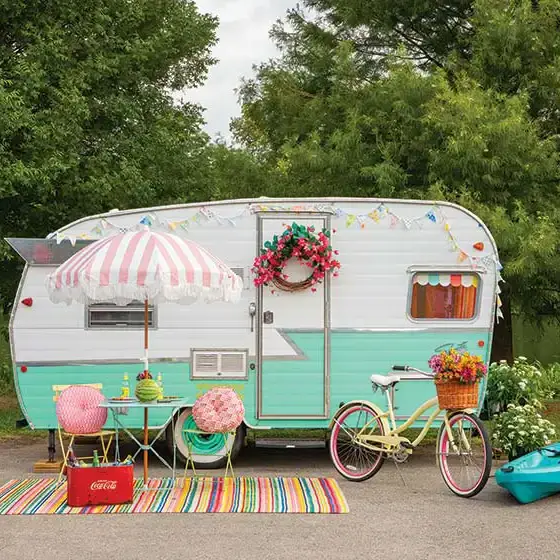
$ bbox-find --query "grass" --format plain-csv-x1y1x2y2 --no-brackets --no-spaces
0,396,44,442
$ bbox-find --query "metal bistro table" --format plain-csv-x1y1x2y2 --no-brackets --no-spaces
100,398,188,490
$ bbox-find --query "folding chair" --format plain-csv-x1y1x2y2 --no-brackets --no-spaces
53,384,115,483
182,428,237,480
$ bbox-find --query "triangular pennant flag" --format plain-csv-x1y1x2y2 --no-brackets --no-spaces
426,210,437,223
458,251,468,262
346,214,356,228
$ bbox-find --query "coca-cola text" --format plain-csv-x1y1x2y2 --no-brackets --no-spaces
90,480,118,491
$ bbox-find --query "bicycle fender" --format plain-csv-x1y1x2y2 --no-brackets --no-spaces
328,400,390,433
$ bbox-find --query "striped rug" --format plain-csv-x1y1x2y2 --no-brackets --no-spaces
0,477,348,514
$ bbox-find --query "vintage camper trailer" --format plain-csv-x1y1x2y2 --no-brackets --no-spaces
7,198,502,467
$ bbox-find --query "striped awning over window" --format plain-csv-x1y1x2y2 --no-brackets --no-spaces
412,273,478,288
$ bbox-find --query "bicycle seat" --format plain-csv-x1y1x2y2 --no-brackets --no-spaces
370,374,401,388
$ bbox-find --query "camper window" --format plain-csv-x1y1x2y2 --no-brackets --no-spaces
410,273,479,320
87,302,155,329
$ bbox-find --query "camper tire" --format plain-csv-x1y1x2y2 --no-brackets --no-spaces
166,408,246,469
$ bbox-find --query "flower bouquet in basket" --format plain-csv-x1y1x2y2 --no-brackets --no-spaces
428,349,488,410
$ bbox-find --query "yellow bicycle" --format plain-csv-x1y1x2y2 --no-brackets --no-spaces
329,365,492,498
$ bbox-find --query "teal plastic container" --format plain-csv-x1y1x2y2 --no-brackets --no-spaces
495,442,560,504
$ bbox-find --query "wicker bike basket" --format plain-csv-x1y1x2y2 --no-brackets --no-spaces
434,379,479,410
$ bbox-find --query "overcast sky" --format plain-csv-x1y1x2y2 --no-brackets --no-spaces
183,0,296,140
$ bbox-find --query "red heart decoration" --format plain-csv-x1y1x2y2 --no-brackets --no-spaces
21,298,33,307
473,242,484,251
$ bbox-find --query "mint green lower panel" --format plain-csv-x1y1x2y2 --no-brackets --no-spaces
15,330,491,430
329,331,490,420
261,332,325,416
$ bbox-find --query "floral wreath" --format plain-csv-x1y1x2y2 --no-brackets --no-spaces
252,222,341,292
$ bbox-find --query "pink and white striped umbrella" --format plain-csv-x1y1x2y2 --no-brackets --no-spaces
46,229,243,305
46,228,242,486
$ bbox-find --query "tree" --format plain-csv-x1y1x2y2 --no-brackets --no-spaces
233,0,560,360
0,0,218,308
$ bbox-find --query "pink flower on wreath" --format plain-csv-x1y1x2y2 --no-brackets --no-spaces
252,224,341,291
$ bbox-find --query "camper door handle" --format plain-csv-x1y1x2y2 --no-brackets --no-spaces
249,302,256,332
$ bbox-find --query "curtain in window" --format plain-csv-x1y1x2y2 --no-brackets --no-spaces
411,273,478,319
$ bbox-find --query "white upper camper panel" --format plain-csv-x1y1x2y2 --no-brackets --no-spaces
11,199,497,363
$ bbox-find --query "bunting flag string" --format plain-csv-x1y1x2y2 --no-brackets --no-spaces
50,205,252,244
49,200,503,278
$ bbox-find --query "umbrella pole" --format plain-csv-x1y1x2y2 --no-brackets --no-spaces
144,299,149,375
143,299,149,486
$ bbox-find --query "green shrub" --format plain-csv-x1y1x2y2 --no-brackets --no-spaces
0,311,14,396
486,356,548,416
492,404,557,460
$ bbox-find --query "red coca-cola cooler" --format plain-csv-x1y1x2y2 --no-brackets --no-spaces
67,464,134,507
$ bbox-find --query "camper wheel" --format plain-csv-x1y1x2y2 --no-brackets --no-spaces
166,408,246,469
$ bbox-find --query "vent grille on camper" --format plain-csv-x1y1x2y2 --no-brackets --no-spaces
191,350,248,379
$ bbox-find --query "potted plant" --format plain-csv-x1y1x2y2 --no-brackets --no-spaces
428,349,487,410
492,403,557,461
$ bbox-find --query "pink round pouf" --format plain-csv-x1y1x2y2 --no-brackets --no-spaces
56,385,108,434
192,387,245,433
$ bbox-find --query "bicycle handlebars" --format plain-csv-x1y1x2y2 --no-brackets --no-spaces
392,365,434,378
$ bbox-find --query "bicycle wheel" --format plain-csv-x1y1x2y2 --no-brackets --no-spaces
329,403,386,482
437,411,492,498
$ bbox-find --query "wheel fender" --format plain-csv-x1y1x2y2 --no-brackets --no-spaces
329,400,390,434
163,404,193,429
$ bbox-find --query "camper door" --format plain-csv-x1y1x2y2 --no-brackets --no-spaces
256,214,330,419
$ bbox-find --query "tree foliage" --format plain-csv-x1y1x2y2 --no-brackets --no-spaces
0,0,218,306
233,0,560,327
